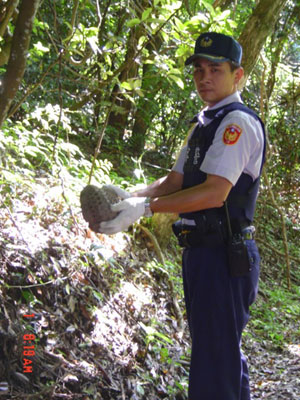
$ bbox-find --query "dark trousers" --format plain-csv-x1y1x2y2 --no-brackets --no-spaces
182,240,260,400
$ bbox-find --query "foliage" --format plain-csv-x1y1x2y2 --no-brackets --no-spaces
0,107,114,189
247,282,300,348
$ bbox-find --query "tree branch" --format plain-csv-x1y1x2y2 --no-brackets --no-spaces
88,94,116,184
7,56,60,119
262,170,292,290
0,0,19,38
0,0,40,127
255,237,300,264
238,0,288,83
71,6,181,111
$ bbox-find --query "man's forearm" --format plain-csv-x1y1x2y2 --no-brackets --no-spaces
150,174,232,214
132,171,183,198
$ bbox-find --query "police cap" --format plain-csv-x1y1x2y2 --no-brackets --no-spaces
185,32,242,66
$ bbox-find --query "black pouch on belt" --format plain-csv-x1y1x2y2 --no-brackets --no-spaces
224,201,251,277
227,234,251,277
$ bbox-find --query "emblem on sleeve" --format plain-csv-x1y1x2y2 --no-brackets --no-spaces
223,124,242,145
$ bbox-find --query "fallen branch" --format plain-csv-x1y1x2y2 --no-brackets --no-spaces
4,202,33,255
137,224,165,264
4,275,70,289
59,171,83,235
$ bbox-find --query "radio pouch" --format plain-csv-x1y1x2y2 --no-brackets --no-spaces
224,200,251,277
227,234,251,277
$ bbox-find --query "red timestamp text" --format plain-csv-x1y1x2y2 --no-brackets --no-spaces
23,313,36,374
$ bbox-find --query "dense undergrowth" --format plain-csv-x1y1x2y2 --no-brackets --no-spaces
0,112,299,399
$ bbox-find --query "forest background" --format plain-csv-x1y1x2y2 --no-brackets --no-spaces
0,0,299,399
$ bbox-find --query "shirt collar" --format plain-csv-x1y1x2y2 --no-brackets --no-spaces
205,91,243,111
195,92,243,125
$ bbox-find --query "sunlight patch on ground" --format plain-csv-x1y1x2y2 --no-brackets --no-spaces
287,343,300,357
92,282,153,364
0,179,128,258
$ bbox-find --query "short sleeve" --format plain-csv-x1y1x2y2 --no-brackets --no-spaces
172,145,187,174
200,111,264,185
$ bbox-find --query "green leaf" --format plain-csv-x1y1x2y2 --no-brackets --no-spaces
87,36,99,54
121,79,142,91
142,8,152,21
176,44,190,58
214,9,231,22
136,384,145,395
136,89,144,97
33,41,50,55
24,145,44,158
169,68,182,76
169,74,184,89
65,283,71,295
144,59,154,64
160,347,169,362
123,93,136,104
154,331,173,344
59,142,81,156
22,290,35,303
138,35,147,47
174,17,186,31
127,18,141,28
93,290,103,302
133,79,142,89
121,81,132,90
166,1,182,11
202,0,215,14
1,170,25,183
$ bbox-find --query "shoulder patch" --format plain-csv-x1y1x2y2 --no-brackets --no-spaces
223,124,242,145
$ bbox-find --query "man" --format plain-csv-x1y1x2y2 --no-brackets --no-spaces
95,32,265,400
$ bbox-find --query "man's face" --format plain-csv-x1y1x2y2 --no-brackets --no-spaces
193,58,243,107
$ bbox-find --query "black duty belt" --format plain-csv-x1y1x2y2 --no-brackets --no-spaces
173,221,255,248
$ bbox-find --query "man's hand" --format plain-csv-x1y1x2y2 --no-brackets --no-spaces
99,197,146,234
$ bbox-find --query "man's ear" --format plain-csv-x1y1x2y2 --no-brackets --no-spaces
235,67,244,84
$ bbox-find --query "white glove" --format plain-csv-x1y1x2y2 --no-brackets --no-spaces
102,184,131,199
99,197,146,234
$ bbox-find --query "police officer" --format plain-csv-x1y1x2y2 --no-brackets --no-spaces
97,32,265,400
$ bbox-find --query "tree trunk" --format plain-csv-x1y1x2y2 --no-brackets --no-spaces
106,30,140,141
0,0,40,128
130,35,163,156
0,0,19,38
238,0,288,83
212,0,234,9
106,4,144,141
266,4,300,99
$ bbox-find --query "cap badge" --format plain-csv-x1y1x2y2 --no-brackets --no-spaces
200,37,213,48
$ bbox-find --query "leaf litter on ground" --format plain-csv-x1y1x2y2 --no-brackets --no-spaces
0,174,299,399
